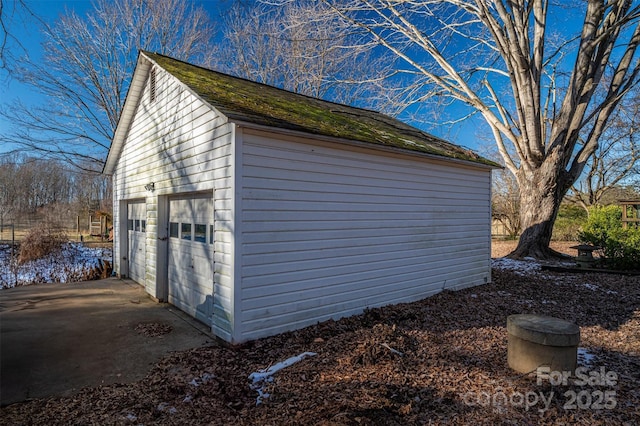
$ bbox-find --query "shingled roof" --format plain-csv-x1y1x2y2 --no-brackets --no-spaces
106,51,497,173
149,52,502,166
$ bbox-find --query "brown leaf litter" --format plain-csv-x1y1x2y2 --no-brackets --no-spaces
135,322,173,337
1,262,638,425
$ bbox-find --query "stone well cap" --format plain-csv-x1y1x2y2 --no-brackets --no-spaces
507,314,580,347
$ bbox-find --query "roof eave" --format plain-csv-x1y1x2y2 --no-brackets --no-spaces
233,119,500,171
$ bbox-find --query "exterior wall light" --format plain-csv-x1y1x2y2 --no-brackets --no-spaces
144,182,155,192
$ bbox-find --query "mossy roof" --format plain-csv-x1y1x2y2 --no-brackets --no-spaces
144,52,496,167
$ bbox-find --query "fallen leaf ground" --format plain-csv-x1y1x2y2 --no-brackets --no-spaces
1,243,638,425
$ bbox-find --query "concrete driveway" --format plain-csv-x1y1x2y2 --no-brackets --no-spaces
0,278,213,406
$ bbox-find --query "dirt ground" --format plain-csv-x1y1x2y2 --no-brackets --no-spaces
491,240,578,258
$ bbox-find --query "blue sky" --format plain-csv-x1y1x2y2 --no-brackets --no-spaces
0,1,239,155
1,0,493,160
22,1,606,167
0,1,93,152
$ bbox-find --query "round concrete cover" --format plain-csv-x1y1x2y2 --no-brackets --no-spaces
507,314,580,346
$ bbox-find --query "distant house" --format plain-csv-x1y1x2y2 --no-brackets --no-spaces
103,51,498,344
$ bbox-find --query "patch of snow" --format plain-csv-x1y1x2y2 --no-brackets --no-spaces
0,242,112,289
157,402,177,414
189,372,215,387
578,347,596,366
581,282,618,295
491,257,541,276
249,352,317,406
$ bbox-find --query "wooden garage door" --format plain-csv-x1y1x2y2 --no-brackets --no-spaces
127,201,146,284
168,195,214,325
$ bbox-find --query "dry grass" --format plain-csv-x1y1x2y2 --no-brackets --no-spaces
0,226,31,243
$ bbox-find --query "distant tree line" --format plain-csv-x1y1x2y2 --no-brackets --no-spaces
0,155,111,227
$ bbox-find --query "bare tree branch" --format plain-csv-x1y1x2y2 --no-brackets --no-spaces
219,0,393,110
0,0,217,171
569,88,640,211
321,0,640,258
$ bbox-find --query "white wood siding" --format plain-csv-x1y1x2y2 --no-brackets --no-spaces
238,131,492,341
111,64,236,340
145,195,157,295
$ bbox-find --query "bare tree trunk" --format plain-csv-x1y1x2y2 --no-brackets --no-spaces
510,164,566,259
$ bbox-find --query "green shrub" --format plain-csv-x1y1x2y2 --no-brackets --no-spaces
552,204,587,241
579,205,640,270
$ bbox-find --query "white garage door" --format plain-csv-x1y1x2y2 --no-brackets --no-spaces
168,195,214,325
127,201,146,284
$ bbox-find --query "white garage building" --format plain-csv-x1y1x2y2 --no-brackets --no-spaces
104,51,497,344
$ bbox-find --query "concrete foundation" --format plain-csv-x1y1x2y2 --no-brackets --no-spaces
507,314,580,374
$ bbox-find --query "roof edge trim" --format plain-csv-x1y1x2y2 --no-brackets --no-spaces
235,120,500,171
103,52,152,175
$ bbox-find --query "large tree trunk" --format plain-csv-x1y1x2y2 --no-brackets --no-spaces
509,164,568,259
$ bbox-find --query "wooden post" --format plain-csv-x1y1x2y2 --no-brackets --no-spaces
620,200,640,229
11,224,15,263
11,224,16,285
